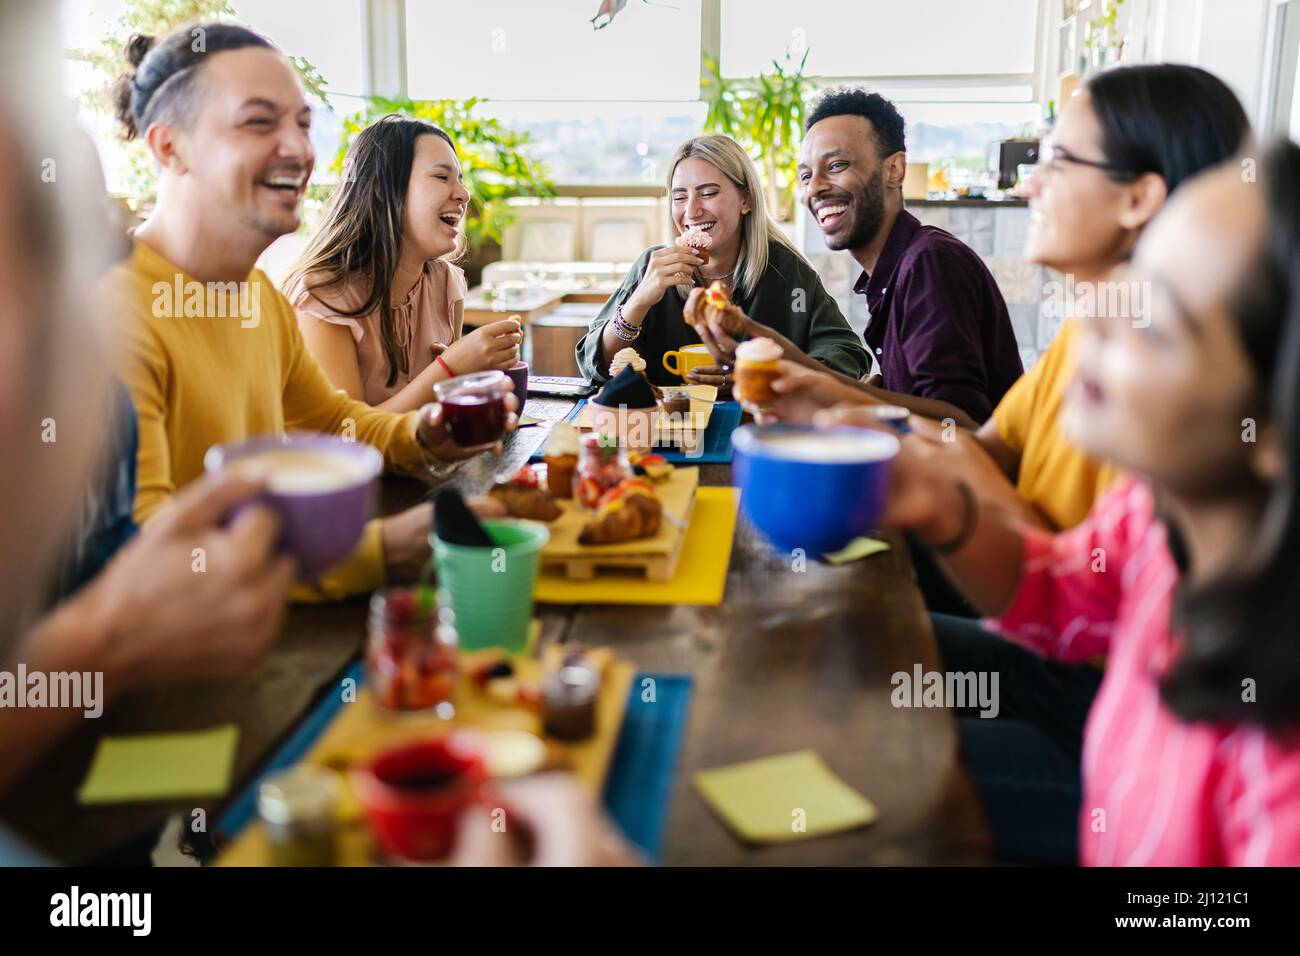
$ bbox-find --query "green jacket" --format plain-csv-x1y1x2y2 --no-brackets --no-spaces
575,239,871,386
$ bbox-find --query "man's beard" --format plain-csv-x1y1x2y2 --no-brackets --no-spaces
826,167,887,252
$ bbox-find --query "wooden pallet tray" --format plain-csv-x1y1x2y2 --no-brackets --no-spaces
538,466,699,581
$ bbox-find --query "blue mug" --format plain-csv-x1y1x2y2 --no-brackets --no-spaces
732,424,900,554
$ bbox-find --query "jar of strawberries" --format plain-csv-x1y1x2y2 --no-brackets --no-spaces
366,587,458,718
574,432,634,509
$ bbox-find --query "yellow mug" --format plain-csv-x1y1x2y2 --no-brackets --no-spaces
662,344,714,380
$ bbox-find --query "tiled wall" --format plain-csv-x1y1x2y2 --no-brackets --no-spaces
798,202,1059,370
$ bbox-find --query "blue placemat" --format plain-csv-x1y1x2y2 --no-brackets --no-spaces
217,665,692,863
602,673,692,862
530,401,742,465
218,662,362,838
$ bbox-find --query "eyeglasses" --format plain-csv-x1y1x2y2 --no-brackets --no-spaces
1036,142,1137,180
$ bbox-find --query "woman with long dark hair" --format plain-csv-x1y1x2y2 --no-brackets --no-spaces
823,138,1300,864
287,115,522,413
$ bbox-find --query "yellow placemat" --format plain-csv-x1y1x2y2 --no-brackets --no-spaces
824,536,891,565
693,750,877,844
77,725,239,804
217,653,634,866
534,487,738,606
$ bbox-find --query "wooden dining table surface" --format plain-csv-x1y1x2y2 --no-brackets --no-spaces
1,396,990,865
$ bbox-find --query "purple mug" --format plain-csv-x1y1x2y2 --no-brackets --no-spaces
505,361,528,402
203,433,383,580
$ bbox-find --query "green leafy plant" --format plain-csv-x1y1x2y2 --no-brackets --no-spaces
1084,0,1127,60
330,97,553,253
66,0,329,210
702,49,812,222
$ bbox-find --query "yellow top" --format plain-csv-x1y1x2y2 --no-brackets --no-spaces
103,240,431,599
991,317,1122,531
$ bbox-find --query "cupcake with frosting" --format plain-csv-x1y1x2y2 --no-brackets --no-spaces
733,336,783,406
608,347,647,379
543,421,581,498
676,227,712,264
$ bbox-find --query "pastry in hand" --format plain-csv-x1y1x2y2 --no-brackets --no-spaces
578,479,662,545
675,226,712,265
489,467,562,522
683,281,746,337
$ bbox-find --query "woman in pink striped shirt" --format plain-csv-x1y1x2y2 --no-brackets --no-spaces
826,140,1300,865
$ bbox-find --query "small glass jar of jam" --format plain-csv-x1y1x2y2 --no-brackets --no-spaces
366,587,458,718
574,432,633,509
658,386,692,419
542,660,599,740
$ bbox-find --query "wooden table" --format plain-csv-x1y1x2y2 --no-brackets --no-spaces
0,398,989,865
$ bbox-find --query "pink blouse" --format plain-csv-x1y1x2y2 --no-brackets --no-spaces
289,259,467,406
990,477,1300,865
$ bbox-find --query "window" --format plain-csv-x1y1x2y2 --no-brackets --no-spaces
405,0,702,101
720,0,1038,79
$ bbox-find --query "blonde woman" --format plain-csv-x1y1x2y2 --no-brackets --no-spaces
576,134,869,388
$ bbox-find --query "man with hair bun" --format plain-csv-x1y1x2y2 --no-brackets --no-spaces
101,21,518,600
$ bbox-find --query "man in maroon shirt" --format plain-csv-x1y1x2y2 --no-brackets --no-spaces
798,87,1023,427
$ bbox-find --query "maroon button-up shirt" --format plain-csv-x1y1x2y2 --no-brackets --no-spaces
855,210,1023,423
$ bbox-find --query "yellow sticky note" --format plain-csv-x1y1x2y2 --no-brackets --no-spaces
77,725,239,804
824,536,890,565
694,750,877,843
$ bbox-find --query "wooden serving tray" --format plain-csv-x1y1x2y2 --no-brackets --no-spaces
539,466,699,581
575,384,717,440
216,649,635,866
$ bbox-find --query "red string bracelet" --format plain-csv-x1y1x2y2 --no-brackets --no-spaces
435,354,458,379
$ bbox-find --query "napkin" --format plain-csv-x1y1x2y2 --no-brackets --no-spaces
824,536,891,565
693,750,877,843
77,725,239,804
434,488,494,548
594,364,657,409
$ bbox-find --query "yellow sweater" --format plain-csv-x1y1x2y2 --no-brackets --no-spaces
103,240,430,599
992,317,1121,530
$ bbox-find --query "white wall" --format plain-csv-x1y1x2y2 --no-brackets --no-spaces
1149,0,1270,123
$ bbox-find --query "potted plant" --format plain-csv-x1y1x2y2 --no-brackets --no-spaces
329,96,553,285
702,49,812,223
66,0,328,215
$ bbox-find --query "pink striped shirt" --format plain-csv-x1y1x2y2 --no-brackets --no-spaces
990,477,1300,865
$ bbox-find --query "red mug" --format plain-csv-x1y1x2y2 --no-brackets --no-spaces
351,733,491,863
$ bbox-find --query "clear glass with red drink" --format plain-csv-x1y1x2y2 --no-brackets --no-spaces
433,370,511,447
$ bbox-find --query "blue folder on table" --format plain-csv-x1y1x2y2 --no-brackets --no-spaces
530,400,742,465
217,665,692,863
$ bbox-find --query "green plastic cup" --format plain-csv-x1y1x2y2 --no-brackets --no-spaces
432,519,549,653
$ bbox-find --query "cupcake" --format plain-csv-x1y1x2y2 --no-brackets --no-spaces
675,226,712,264
733,337,783,406
542,421,580,498
608,347,647,379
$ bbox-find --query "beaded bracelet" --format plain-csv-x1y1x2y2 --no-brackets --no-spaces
610,304,641,341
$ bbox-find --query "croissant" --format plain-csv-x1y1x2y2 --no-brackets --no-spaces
489,468,563,521
683,282,747,337
578,483,662,545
